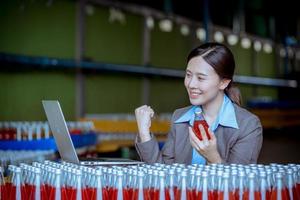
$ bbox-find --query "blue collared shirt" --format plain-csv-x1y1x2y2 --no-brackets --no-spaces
174,95,239,164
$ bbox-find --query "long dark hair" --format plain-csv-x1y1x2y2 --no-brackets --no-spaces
187,42,242,106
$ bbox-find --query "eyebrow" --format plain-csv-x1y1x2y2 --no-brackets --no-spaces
186,69,208,76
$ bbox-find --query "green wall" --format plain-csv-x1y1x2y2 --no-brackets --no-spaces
0,0,279,120
84,6,143,65
85,74,142,113
230,44,277,104
256,51,277,98
0,1,75,58
150,23,194,69
149,77,189,112
0,1,76,120
0,71,75,120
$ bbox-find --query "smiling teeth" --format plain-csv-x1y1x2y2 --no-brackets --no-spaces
191,92,200,95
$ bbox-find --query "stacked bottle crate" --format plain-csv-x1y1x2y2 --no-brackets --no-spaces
0,121,96,170
0,121,95,141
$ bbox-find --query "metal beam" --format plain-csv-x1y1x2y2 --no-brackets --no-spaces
0,53,297,88
141,16,151,105
75,0,86,119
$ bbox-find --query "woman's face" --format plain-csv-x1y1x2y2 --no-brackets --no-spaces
184,56,229,106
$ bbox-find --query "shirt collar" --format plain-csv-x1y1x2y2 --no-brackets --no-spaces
174,95,239,130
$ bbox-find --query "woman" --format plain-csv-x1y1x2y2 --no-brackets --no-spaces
135,42,263,165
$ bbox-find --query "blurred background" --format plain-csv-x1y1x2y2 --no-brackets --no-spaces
0,0,299,167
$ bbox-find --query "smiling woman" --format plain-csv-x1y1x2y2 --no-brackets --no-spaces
134,42,263,165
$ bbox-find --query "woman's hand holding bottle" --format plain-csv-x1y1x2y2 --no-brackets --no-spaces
189,124,222,164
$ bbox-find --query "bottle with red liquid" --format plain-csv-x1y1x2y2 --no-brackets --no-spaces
230,169,238,200
265,168,274,196
6,165,14,200
176,170,188,200
113,168,119,198
104,168,113,197
193,109,210,140
68,122,82,135
0,122,3,140
61,167,72,200
215,170,224,200
166,168,176,200
48,166,57,200
8,165,22,200
243,172,261,200
30,166,39,200
132,169,139,199
144,169,152,200
18,163,28,200
99,167,107,198
74,169,82,200
90,168,104,200
297,165,300,200
43,123,50,139
187,169,196,200
125,168,133,199
88,167,98,200
286,168,297,200
1,122,17,140
32,167,42,200
150,170,159,200
60,167,66,200
0,166,6,200
199,170,210,200
24,165,33,200
64,168,81,200
114,170,125,200
131,170,144,200
208,169,218,200
48,168,62,200
292,166,300,200
80,167,89,200
158,171,166,200
235,170,247,200
270,172,290,200
258,171,271,200
217,171,235,200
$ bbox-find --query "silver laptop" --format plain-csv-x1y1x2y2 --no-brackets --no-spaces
42,100,143,166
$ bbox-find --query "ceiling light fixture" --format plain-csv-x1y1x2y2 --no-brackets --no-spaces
146,16,154,30
241,37,251,49
180,24,190,36
227,34,238,46
159,19,173,32
213,31,224,43
263,43,273,54
196,28,206,41
254,41,262,52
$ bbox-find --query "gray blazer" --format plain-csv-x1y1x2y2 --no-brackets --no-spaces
135,104,263,165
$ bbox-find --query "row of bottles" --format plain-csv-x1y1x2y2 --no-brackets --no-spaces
1,162,300,200
0,150,55,170
0,121,94,141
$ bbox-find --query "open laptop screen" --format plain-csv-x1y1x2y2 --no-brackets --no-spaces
42,100,80,164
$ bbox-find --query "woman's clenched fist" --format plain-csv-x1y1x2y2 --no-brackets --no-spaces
135,105,154,142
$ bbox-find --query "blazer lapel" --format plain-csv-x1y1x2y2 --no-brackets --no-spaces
175,123,193,164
